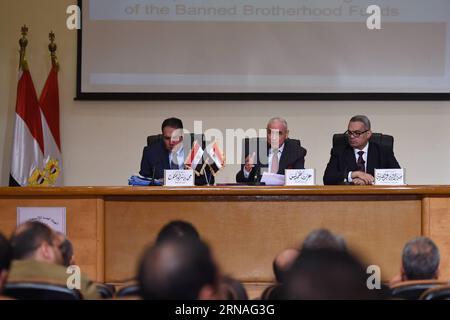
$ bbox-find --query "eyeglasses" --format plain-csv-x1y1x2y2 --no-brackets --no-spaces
345,130,369,137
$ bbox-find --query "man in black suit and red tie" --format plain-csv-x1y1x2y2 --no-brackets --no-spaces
323,115,400,185
236,117,307,183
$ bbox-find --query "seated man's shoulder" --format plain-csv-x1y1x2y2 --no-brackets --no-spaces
7,260,69,286
144,141,164,154
330,144,348,155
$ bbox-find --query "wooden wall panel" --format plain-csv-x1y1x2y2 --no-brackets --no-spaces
104,196,421,283
423,197,450,280
0,196,102,281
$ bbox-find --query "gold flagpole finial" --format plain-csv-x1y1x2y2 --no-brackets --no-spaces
48,31,59,71
19,25,29,71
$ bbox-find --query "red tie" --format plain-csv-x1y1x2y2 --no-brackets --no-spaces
356,151,365,172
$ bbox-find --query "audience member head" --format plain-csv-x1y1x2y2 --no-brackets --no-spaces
57,233,75,267
302,229,347,252
138,238,219,300
10,221,63,266
273,248,299,283
156,220,200,244
0,233,12,292
161,117,184,152
401,237,440,281
283,249,378,300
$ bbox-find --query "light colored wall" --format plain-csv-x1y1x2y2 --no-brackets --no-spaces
1,0,450,186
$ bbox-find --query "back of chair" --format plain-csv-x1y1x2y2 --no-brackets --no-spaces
332,133,394,150
260,284,283,300
116,284,140,298
390,280,446,300
4,282,82,300
420,285,450,300
96,283,115,299
242,137,302,167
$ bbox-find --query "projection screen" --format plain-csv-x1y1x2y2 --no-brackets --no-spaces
77,0,450,100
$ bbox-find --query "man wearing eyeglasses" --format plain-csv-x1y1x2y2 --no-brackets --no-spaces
323,115,400,185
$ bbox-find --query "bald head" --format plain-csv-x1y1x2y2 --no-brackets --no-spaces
273,248,299,283
138,239,218,300
266,117,289,149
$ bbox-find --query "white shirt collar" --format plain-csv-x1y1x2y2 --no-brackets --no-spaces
354,143,369,156
270,143,285,154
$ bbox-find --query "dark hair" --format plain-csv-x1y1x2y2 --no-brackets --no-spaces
0,233,12,271
10,221,55,260
283,249,379,300
59,238,74,267
137,238,218,300
161,118,183,133
156,220,200,244
402,237,440,280
302,229,347,252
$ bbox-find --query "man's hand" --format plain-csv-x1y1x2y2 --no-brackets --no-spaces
351,171,374,185
244,152,256,172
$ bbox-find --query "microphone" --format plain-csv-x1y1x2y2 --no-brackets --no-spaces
150,160,161,186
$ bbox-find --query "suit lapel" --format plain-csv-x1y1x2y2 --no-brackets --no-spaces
278,140,290,174
366,143,379,175
345,146,358,172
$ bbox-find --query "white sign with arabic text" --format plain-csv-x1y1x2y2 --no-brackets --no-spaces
374,169,405,185
285,169,315,186
164,169,195,187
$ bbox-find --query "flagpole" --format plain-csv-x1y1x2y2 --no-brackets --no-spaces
48,31,59,71
19,25,29,71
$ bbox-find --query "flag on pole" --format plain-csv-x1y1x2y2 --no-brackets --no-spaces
10,26,45,187
39,32,63,186
205,141,225,176
184,140,204,175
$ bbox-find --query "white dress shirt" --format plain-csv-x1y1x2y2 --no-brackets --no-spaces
244,143,285,178
169,145,185,169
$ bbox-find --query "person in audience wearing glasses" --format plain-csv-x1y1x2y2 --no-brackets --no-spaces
6,221,99,299
139,117,213,185
323,115,400,185
236,117,307,183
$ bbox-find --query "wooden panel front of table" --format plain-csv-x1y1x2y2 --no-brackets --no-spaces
1,186,449,284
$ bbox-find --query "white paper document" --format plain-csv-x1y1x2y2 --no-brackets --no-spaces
260,172,285,186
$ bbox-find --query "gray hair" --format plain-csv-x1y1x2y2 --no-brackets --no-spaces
267,117,288,131
402,237,440,280
349,115,371,130
302,229,347,252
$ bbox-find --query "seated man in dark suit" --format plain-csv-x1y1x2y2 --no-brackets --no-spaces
139,118,212,186
236,117,307,183
323,115,400,185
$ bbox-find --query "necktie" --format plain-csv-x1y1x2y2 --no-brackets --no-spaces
356,151,365,172
271,149,279,174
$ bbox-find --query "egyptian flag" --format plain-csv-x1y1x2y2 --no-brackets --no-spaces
184,140,204,175
206,141,225,176
39,66,63,186
9,65,44,186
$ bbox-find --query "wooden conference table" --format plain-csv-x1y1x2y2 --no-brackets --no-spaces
0,185,449,284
